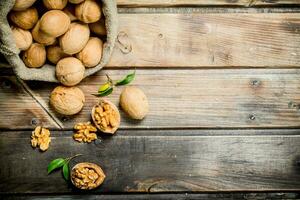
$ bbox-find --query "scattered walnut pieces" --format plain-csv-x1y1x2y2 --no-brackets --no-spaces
73,122,97,143
91,99,120,134
71,162,105,190
31,126,51,151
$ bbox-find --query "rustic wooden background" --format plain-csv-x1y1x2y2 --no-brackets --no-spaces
1,0,300,199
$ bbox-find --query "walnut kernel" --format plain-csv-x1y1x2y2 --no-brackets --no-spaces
73,122,97,143
31,126,51,151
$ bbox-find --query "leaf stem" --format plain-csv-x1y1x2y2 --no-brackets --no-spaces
65,154,82,163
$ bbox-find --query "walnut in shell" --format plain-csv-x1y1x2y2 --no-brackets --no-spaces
76,37,103,68
75,0,102,23
31,126,51,151
71,162,106,190
92,99,120,134
47,45,69,64
11,26,32,51
59,22,90,55
9,7,39,30
40,10,70,37
89,19,106,37
120,86,149,120
22,43,46,68
32,21,56,46
56,57,85,86
69,0,85,4
12,0,37,11
50,86,85,115
43,0,68,10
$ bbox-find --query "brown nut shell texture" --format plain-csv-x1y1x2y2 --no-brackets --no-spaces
50,86,85,115
43,0,68,10
22,43,46,68
71,162,105,190
32,21,56,46
40,10,70,37
63,4,77,21
92,99,120,134
75,0,102,23
59,22,90,55
89,19,106,36
31,126,51,151
11,26,32,51
76,37,103,68
73,122,97,143
56,57,85,86
47,45,69,64
120,86,149,120
13,0,37,11
9,7,39,30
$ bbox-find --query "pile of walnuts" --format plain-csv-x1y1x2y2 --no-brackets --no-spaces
71,162,106,190
10,0,106,86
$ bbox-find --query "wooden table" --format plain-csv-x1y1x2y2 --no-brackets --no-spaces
1,0,300,199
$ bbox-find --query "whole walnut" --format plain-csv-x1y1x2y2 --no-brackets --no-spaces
50,86,85,115
69,0,85,4
47,45,69,64
120,86,149,120
32,21,56,46
89,19,106,36
71,162,105,190
56,57,85,86
59,22,90,55
9,7,38,30
43,0,68,10
76,37,103,68
75,0,102,23
22,43,46,68
40,10,70,37
11,26,32,51
63,4,77,22
12,0,37,11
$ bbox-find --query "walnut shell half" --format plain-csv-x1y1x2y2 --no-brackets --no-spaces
71,162,105,190
91,99,120,134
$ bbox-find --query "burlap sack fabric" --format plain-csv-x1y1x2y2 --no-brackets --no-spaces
0,0,118,82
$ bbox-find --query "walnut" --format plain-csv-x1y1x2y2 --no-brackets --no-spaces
91,99,120,134
31,126,51,151
73,122,97,143
71,162,105,190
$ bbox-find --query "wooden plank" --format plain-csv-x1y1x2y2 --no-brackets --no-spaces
117,0,300,7
108,13,300,67
1,130,300,193
12,68,300,129
2,193,300,200
0,77,61,129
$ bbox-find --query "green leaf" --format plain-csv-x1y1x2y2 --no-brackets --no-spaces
62,163,70,181
98,82,111,93
93,87,113,97
47,158,66,174
115,70,136,86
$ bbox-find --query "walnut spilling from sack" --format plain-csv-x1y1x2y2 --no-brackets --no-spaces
91,100,120,134
31,126,51,151
73,122,97,143
71,162,106,190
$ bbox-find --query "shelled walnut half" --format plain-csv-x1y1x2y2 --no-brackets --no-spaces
73,122,97,143
31,126,51,151
91,99,120,134
71,162,105,190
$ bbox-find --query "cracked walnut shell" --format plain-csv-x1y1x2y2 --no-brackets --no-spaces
92,99,120,134
73,122,97,143
71,162,105,190
31,126,51,151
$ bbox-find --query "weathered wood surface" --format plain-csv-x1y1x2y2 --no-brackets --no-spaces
2,193,300,200
117,0,300,7
0,77,60,130
1,129,300,193
1,69,300,129
107,13,300,68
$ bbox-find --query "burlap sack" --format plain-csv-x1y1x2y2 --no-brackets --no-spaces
0,0,118,82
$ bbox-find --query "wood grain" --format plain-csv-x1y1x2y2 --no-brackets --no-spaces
117,0,300,7
1,130,300,193
0,77,60,129
108,13,300,67
7,68,299,129
2,193,300,200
